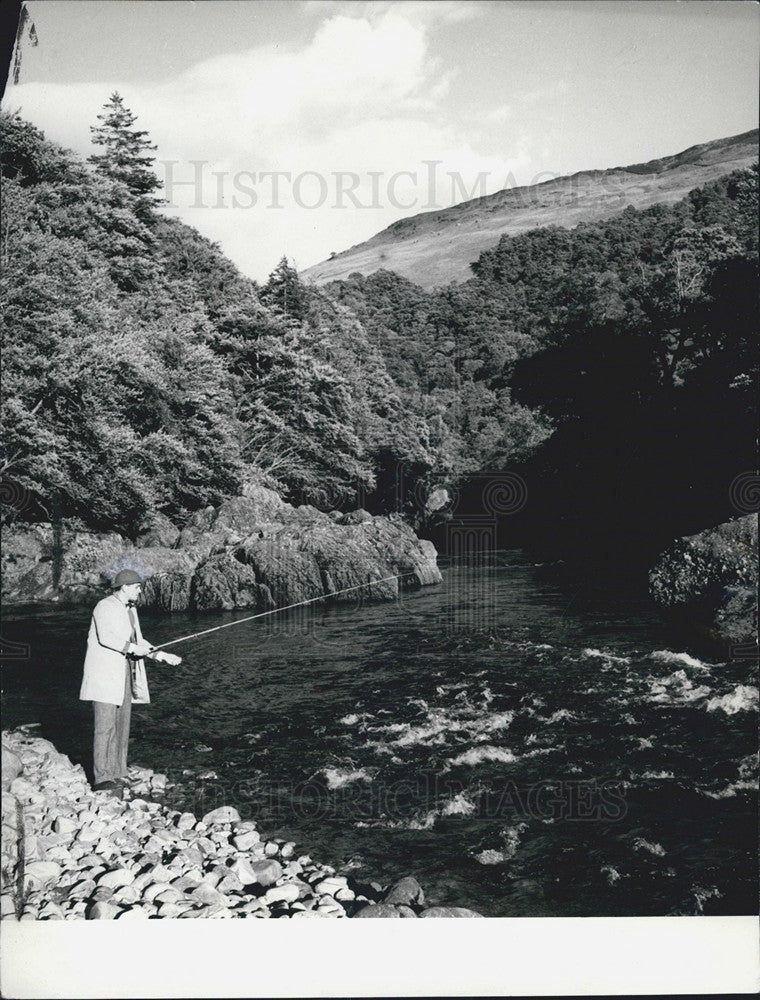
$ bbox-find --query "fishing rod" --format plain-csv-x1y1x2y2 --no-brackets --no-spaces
150,571,416,651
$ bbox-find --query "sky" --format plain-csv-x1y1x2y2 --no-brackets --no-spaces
4,0,759,282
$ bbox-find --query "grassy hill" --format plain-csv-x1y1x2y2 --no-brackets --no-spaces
302,129,759,290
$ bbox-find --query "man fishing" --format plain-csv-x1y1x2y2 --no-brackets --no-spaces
80,569,181,796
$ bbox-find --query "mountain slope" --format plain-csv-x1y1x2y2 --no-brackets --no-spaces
302,129,758,290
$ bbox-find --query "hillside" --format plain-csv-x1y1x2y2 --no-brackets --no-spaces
302,129,759,289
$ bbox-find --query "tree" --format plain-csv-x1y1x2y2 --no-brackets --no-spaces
261,256,307,322
89,92,162,221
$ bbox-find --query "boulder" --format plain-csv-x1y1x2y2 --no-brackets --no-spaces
1,485,441,611
383,876,425,907
140,572,193,612
192,552,273,612
419,906,483,918
649,514,758,646
135,513,180,549
341,509,373,525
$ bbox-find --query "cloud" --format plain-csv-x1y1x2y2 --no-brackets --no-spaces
4,4,521,281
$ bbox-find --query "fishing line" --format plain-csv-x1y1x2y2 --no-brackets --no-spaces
150,571,415,650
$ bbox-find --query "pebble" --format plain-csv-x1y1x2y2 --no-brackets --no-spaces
86,901,118,920
201,806,240,826
314,876,348,896
263,883,300,906
230,858,282,888
176,813,196,831
0,731,482,924
232,830,260,851
97,868,135,890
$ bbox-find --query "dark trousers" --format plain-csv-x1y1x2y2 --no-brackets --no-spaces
93,667,132,784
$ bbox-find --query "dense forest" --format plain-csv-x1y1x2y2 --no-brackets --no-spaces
327,167,759,569
2,99,757,573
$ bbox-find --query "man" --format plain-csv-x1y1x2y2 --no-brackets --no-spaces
80,568,181,796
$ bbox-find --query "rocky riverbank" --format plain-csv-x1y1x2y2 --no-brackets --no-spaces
1,484,442,611
649,514,758,649
1,731,481,921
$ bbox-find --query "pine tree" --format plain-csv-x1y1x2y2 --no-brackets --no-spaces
261,256,307,322
89,92,161,220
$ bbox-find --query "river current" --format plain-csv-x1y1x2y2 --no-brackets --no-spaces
2,553,757,916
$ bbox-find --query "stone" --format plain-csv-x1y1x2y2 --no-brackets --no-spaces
191,883,230,908
419,906,484,918
66,879,97,900
341,509,373,525
178,847,204,868
216,874,244,894
280,842,295,859
353,902,402,918
396,905,417,917
139,883,164,903
201,805,241,827
230,858,282,888
314,876,348,896
116,907,149,920
86,901,118,920
9,778,37,799
232,830,260,851
649,514,758,646
1,748,22,791
77,825,101,843
97,868,135,890
334,887,355,902
111,886,140,905
176,812,196,831
146,864,175,884
153,887,185,905
263,883,300,906
24,861,62,888
383,876,425,907
130,872,156,893
264,841,279,857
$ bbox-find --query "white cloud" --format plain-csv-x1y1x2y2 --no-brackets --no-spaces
4,4,522,281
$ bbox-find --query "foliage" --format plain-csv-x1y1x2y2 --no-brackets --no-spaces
88,92,162,221
3,103,756,564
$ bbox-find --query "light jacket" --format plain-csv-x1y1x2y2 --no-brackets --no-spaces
80,594,151,706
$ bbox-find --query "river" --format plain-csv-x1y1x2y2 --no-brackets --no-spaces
2,552,757,916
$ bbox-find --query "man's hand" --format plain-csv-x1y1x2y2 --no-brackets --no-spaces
130,640,155,657
152,651,182,666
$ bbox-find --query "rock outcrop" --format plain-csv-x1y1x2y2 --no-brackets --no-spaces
0,732,480,921
1,485,442,612
649,514,758,647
